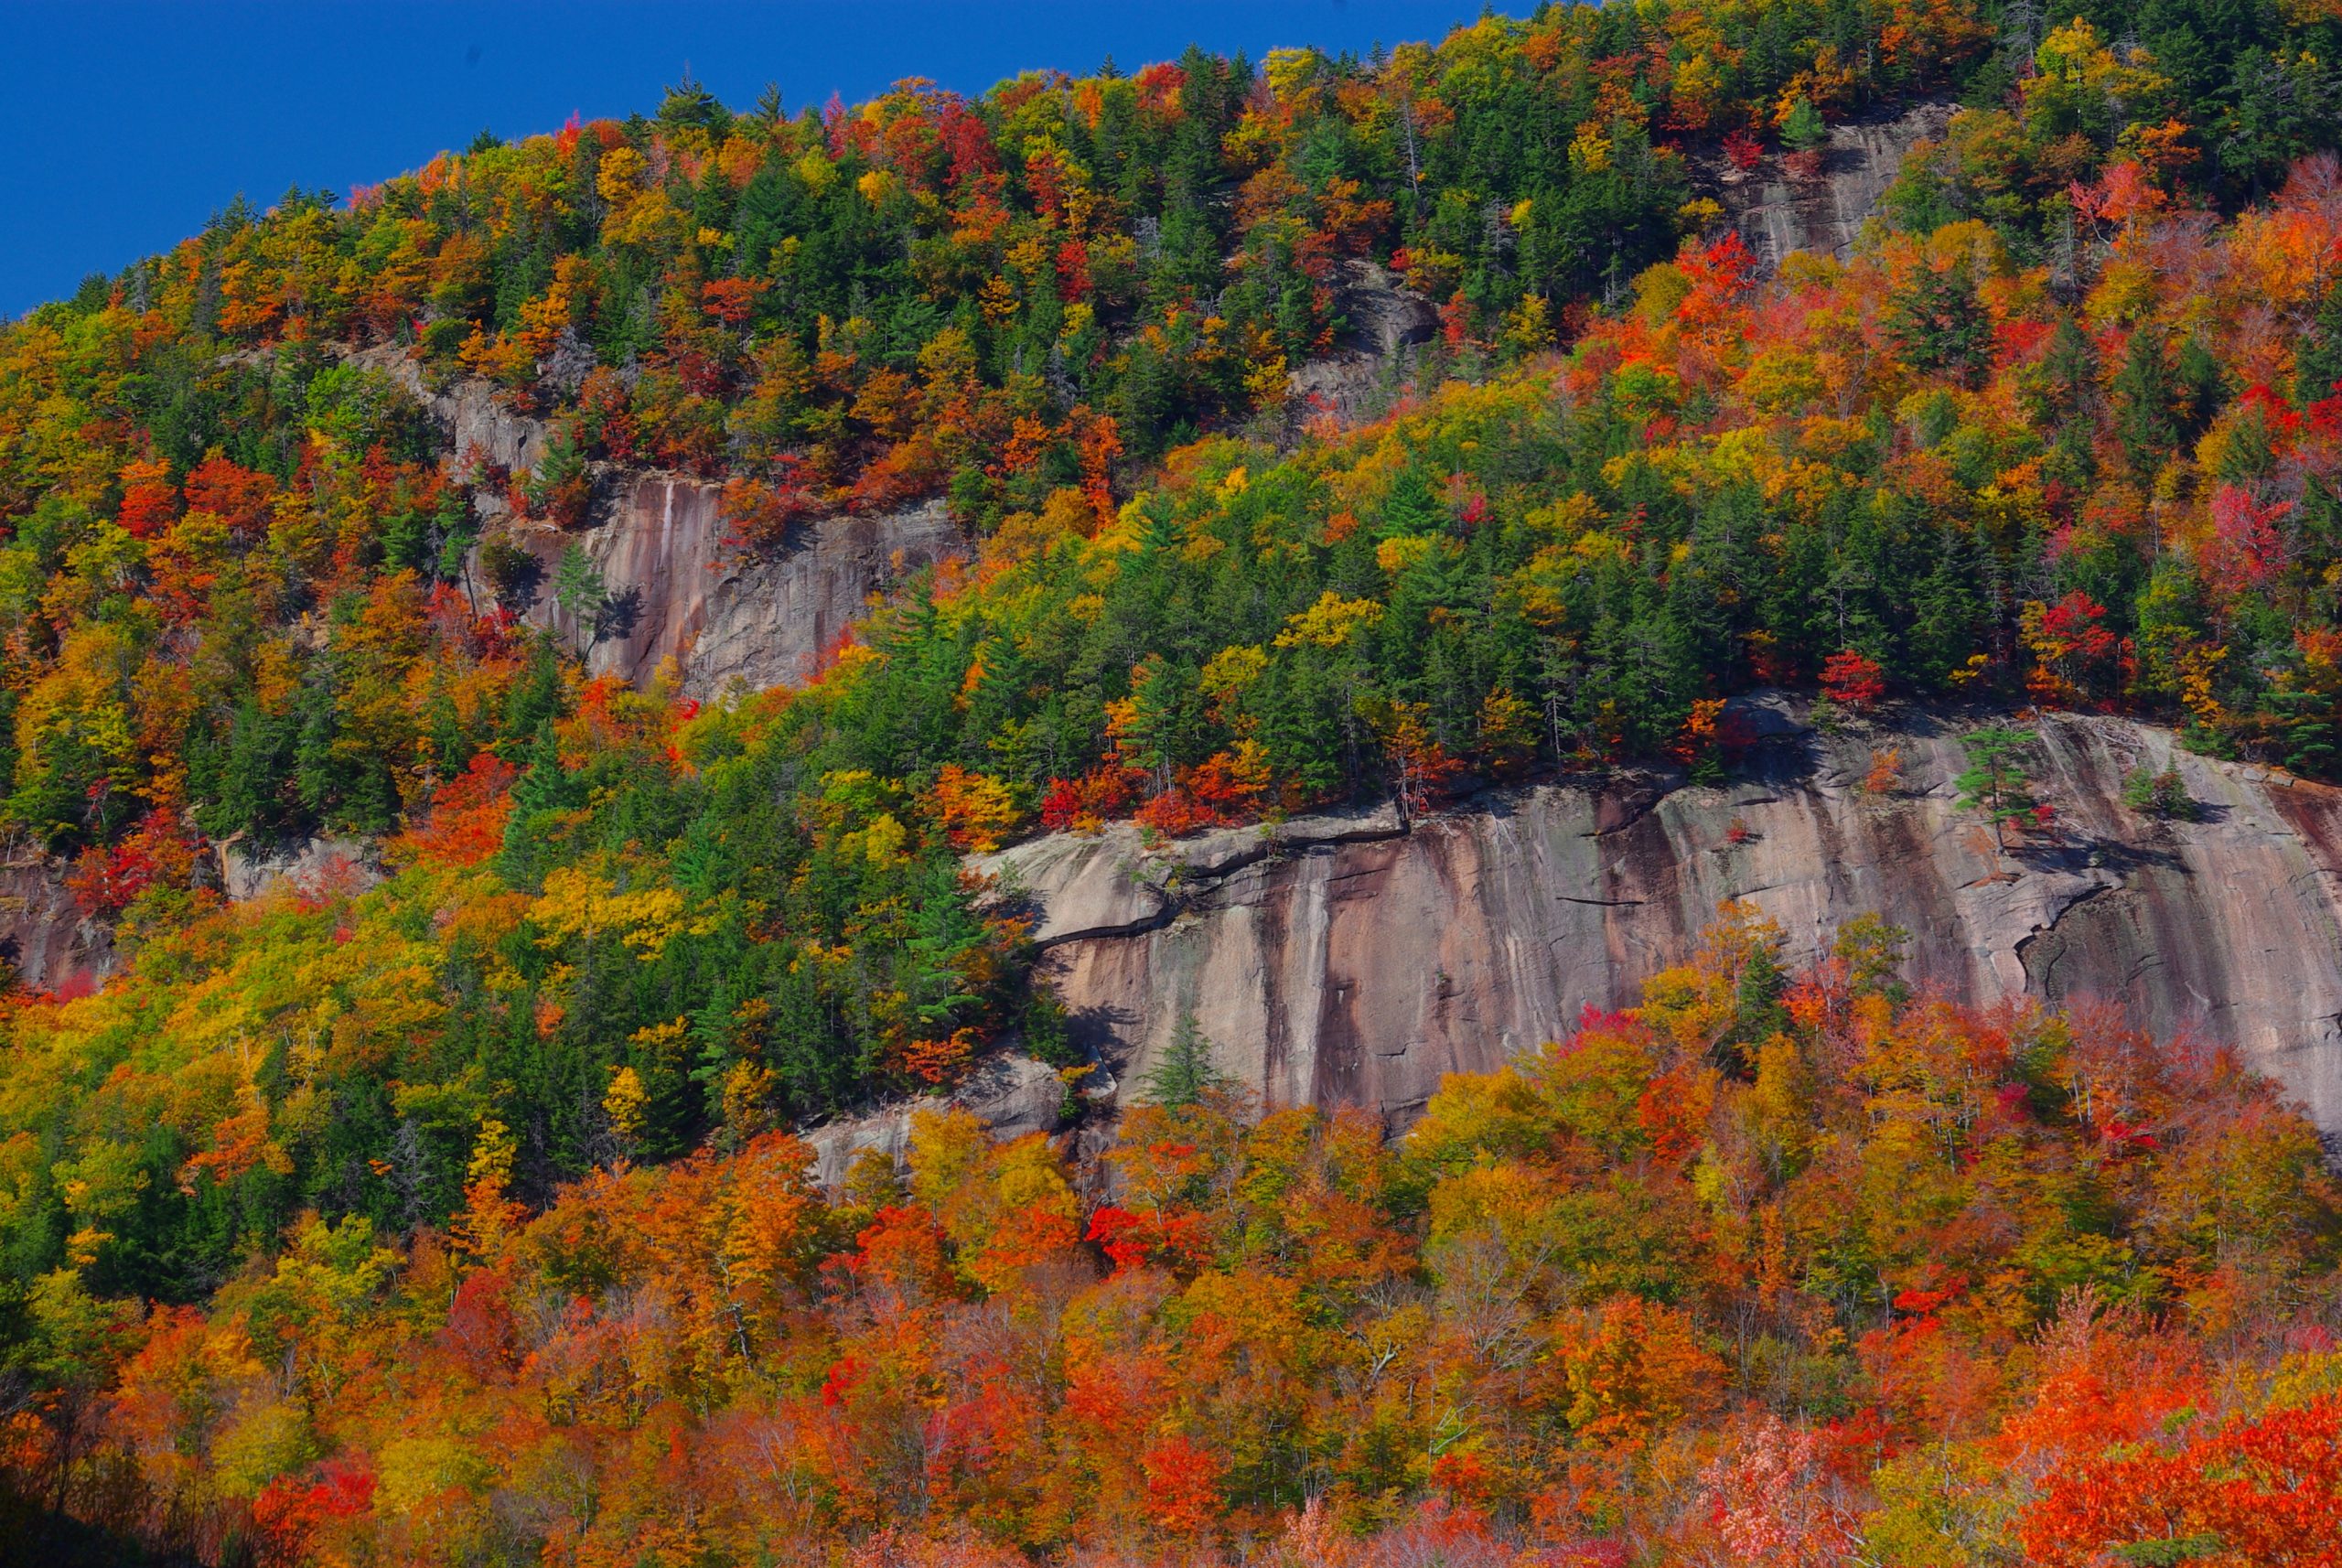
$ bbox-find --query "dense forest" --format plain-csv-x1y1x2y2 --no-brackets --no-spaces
16,913,2342,1565
7,0,2342,1561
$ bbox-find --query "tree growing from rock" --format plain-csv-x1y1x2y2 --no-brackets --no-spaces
2122,763,2194,819
1956,725,2042,848
1140,1011,1224,1108
553,542,608,657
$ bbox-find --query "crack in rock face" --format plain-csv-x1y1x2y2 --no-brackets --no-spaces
984,703,2342,1135
1705,101,1960,270
503,480,965,695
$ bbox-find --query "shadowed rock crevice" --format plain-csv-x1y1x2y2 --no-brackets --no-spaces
1284,259,1441,433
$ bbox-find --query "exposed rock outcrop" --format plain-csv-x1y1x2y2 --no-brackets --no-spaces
504,478,965,695
340,345,548,499
0,856,110,994
1284,102,1948,435
220,836,383,903
1286,260,1442,432
1709,101,1958,269
802,1053,1073,1187
0,832,387,994
983,702,2342,1134
338,348,970,695
677,502,967,699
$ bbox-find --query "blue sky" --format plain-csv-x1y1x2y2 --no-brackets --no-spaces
2,1,1490,318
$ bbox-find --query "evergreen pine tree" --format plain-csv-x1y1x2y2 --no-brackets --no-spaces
498,724,583,886
1377,464,1444,539
1730,940,1790,1059
292,673,339,832
1141,1011,1223,1107
2174,335,2228,439
553,542,608,657
1779,95,1828,153
2113,324,2177,472
1955,726,2040,849
381,499,430,574
1885,262,1990,384
2296,282,2342,408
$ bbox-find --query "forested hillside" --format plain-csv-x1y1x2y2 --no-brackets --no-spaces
20,915,2342,1564
7,1,2342,1562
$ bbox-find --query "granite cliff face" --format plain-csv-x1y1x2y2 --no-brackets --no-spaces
1284,259,1444,431
504,478,963,696
343,344,549,490
340,348,972,696
0,856,108,994
1709,100,1958,268
981,702,2342,1135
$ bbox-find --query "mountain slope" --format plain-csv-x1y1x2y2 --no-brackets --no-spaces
10,2,2342,1561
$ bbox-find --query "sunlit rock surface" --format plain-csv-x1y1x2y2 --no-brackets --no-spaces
1709,100,1959,267
983,701,2342,1133
507,478,962,695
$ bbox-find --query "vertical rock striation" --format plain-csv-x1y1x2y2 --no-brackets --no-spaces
983,702,2342,1134
1710,101,1958,269
508,478,964,695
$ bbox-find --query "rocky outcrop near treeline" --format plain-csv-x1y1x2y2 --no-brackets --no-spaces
0,102,2019,1028
0,854,109,997
341,344,969,700
365,93,1967,713
976,698,2342,1139
1703,99,1959,269
504,479,963,698
331,88,1959,704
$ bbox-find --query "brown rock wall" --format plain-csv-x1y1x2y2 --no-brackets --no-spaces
510,478,963,695
988,704,2342,1133
0,856,110,994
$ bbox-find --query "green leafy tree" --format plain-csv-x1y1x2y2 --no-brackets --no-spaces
2122,764,2194,819
2113,324,2178,474
1779,95,1828,153
1886,261,1992,385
